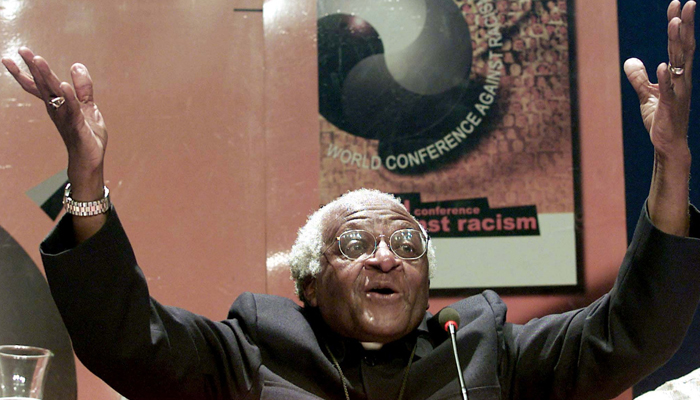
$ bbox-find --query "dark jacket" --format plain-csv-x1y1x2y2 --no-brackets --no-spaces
40,205,700,400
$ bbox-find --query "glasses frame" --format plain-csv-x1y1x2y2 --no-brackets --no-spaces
327,228,429,261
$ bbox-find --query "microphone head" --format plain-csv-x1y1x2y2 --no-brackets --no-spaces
438,307,461,332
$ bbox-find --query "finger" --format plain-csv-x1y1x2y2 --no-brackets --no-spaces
680,1,696,77
624,58,656,103
18,48,51,100
59,81,89,140
668,0,681,22
668,17,684,74
71,63,94,103
656,63,676,105
1,57,41,97
33,56,66,105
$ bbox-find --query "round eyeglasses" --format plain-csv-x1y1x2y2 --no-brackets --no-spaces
331,228,429,261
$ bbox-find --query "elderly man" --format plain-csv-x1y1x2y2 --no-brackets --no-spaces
3,1,700,399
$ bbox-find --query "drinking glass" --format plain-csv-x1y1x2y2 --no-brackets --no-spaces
0,345,53,399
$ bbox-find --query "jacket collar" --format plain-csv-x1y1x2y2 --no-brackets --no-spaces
305,307,435,363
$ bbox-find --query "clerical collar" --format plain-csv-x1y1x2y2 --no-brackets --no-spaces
361,342,383,350
304,307,434,362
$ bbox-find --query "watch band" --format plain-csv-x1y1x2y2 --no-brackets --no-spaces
63,183,111,216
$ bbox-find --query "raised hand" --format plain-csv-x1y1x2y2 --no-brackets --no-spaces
2,47,107,201
623,0,695,236
625,1,695,157
2,47,108,240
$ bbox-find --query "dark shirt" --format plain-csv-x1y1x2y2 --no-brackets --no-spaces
40,204,700,400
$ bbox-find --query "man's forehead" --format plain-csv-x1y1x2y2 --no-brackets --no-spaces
323,198,418,235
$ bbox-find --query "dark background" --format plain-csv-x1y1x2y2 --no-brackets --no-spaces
617,0,700,395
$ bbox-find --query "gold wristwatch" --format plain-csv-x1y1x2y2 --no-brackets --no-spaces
63,183,111,216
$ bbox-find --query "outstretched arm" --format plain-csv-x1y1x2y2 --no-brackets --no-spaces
624,0,696,236
2,47,107,243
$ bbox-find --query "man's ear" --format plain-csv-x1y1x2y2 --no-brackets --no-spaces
303,277,318,307
426,279,431,310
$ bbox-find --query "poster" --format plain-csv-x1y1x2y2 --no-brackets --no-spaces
317,0,579,291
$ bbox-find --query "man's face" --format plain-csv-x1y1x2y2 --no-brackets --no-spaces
304,198,430,343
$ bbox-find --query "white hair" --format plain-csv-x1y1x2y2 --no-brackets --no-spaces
289,188,436,304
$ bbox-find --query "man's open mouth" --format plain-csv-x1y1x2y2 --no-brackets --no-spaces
369,287,396,295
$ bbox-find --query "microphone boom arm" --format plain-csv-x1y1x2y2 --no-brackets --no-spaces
447,322,468,400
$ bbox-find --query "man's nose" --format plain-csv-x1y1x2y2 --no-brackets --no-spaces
366,240,401,272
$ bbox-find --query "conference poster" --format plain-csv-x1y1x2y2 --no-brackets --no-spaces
317,0,579,291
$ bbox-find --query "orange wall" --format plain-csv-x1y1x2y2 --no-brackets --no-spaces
0,0,629,399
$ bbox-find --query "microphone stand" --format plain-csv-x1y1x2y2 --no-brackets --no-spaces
447,322,469,400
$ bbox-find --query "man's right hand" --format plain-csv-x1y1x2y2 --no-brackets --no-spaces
2,47,109,242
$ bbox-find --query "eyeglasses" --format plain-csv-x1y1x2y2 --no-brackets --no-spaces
329,228,429,261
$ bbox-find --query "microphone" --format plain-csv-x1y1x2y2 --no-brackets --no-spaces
438,307,461,332
438,307,468,400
